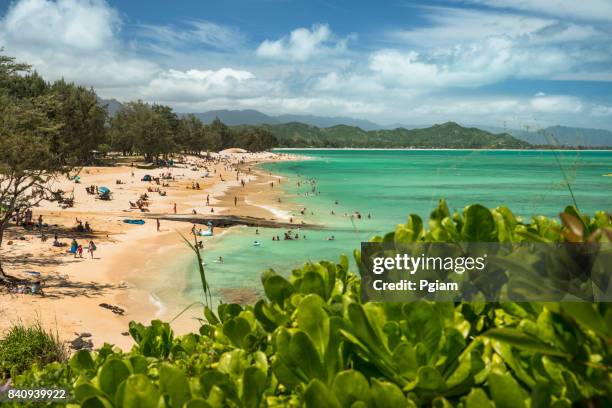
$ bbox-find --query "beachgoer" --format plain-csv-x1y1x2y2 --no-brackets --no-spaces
88,241,96,259
206,195,210,206
218,256,224,263
234,196,237,206
255,229,259,235
173,203,177,214
156,218,160,232
77,244,84,258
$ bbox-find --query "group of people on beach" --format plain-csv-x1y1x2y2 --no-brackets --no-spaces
68,238,96,259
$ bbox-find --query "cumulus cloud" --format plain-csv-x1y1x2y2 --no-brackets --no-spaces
1,0,119,50
0,0,158,89
142,68,269,102
256,24,350,61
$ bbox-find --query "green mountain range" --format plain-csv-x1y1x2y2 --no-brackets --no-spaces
240,121,530,149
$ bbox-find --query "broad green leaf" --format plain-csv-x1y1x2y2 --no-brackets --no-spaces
297,294,330,358
242,366,267,408
116,374,160,408
98,358,130,398
370,378,406,408
81,396,113,408
487,372,526,408
70,350,95,371
415,366,445,391
296,271,326,298
223,316,252,348
332,370,370,407
461,204,497,242
304,379,342,408
289,331,325,381
74,383,105,403
159,363,191,408
263,273,294,304
392,343,418,380
465,388,493,408
561,303,610,338
483,328,570,357
185,399,212,408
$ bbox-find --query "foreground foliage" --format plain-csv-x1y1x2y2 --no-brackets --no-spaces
7,202,612,407
0,323,67,380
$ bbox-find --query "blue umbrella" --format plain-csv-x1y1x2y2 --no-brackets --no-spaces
99,187,110,194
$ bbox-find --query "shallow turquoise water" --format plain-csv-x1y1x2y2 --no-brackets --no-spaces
183,149,612,303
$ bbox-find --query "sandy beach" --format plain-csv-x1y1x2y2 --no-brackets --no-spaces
0,152,300,350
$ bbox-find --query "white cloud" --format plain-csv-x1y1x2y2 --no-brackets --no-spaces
141,68,268,102
529,95,583,114
389,6,551,46
1,0,119,51
256,24,350,61
137,20,246,51
0,0,158,89
591,105,612,117
457,0,612,23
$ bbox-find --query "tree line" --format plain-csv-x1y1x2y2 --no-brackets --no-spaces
108,103,278,162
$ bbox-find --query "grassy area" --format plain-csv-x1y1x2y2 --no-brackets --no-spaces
0,322,67,380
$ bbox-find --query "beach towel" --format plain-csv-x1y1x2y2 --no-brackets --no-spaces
123,219,145,225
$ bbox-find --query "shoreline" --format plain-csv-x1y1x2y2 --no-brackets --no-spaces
0,152,302,350
273,147,612,152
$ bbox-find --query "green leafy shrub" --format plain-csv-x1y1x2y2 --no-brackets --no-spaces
0,322,67,380
7,202,612,407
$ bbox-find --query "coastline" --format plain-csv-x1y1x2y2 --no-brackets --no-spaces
273,147,612,152
0,152,302,350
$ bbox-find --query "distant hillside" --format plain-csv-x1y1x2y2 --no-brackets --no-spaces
470,124,612,147
516,126,612,147
235,122,529,149
275,114,381,130
188,109,382,130
191,109,278,125
97,97,124,116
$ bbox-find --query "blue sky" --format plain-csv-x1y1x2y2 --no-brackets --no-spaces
1,0,612,129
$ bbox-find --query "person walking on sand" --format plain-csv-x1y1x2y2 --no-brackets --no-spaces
88,241,96,259
206,194,210,206
156,218,160,232
234,196,237,206
77,244,84,258
173,203,177,214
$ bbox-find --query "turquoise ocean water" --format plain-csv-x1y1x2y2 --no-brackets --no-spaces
180,149,611,303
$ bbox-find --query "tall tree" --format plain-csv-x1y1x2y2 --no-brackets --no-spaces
207,117,231,151
48,79,107,163
0,54,82,280
177,114,206,154
0,95,70,279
